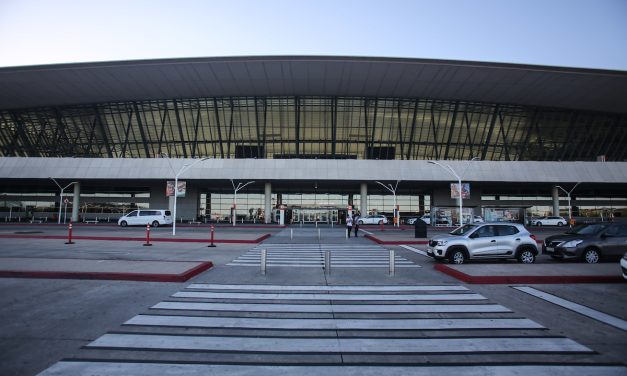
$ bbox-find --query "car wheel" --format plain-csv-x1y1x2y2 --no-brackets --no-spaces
583,248,600,264
151,221,160,228
557,222,564,226
120,221,128,227
535,222,542,226
358,220,363,225
378,220,383,225
448,249,467,265
517,248,536,264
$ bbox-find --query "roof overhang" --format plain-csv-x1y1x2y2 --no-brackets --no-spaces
1,56,627,113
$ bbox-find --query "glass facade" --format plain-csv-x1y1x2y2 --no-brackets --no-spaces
2,97,625,161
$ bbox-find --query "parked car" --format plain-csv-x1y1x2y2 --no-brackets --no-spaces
621,252,627,280
407,215,431,225
427,223,538,264
543,222,627,263
357,214,388,225
532,216,567,226
118,209,173,227
472,215,484,223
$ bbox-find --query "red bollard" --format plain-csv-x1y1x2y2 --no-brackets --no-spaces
143,223,152,246
65,221,75,244
208,224,216,247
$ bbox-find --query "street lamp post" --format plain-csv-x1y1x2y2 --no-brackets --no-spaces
49,177,77,224
556,182,581,226
375,180,400,227
428,161,463,225
171,157,210,236
231,180,255,226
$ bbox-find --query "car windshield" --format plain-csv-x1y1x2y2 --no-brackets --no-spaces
565,223,608,235
449,224,478,236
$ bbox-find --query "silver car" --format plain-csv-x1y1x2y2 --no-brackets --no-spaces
427,223,538,264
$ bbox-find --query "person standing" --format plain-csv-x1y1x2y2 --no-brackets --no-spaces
346,215,353,238
354,211,361,237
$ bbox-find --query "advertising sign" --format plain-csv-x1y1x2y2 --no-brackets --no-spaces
166,180,187,197
450,183,470,199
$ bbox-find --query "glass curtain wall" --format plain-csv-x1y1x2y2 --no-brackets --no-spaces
2,97,625,161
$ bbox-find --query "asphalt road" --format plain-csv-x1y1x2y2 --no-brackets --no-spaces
0,224,625,375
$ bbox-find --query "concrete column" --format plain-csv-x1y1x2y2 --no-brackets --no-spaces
264,182,272,224
71,182,80,222
552,186,560,216
360,183,368,215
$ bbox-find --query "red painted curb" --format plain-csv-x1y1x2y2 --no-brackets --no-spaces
434,264,626,284
0,234,271,244
0,261,213,282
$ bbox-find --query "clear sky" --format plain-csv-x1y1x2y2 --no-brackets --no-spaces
1,0,626,70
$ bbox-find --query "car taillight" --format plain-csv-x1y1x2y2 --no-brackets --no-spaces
530,234,537,241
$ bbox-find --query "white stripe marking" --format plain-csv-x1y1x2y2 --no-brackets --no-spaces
514,286,627,331
400,244,430,257
186,284,469,291
153,302,508,313
173,291,484,300
125,315,544,330
88,334,590,353
39,362,627,376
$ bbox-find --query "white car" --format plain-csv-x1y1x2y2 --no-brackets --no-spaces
357,215,388,225
118,209,173,227
472,215,484,223
532,216,567,226
407,215,431,225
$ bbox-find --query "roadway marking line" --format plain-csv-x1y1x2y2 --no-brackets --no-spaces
152,301,510,313
38,362,627,376
514,286,627,331
186,284,469,291
226,263,421,268
172,291,485,300
125,315,543,330
87,333,591,353
400,244,431,257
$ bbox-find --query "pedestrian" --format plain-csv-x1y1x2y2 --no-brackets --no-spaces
346,215,353,238
354,211,361,237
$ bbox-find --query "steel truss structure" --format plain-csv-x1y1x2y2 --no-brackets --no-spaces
1,96,625,161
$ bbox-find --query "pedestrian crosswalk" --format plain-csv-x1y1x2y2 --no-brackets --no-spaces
227,243,420,268
38,283,624,375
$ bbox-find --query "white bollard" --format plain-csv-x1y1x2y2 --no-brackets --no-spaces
389,249,395,276
318,228,321,240
290,228,293,240
325,250,331,274
261,249,267,275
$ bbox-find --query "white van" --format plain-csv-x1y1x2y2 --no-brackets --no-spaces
118,209,173,227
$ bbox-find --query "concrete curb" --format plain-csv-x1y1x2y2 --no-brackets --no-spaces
0,261,214,282
0,233,271,244
434,264,626,284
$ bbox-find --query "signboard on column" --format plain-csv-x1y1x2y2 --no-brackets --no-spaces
450,183,470,199
166,181,187,197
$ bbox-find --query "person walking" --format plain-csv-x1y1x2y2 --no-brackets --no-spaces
346,215,353,238
354,211,361,237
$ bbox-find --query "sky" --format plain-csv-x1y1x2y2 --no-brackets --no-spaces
1,0,626,70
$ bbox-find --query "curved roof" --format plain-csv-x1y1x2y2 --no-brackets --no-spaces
1,55,626,113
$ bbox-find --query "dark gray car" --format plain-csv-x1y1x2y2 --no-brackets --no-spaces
543,222,627,263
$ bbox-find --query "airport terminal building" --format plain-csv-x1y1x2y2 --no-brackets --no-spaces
1,56,626,225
